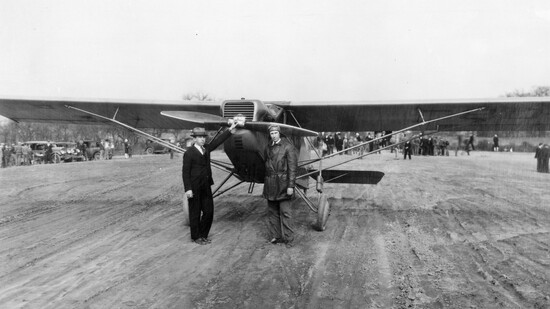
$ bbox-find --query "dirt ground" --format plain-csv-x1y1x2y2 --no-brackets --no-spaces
1,150,549,309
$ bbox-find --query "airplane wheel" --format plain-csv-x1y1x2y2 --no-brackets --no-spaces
182,194,190,226
316,193,330,231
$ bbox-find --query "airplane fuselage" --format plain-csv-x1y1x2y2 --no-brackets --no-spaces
219,99,312,185
222,129,311,187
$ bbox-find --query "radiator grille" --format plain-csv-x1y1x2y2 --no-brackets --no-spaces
223,101,255,121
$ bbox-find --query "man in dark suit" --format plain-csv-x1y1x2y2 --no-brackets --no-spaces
403,140,412,160
541,144,550,173
535,143,543,172
182,125,236,245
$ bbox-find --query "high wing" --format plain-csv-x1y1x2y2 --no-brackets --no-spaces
278,97,550,132
1,96,550,132
0,96,220,129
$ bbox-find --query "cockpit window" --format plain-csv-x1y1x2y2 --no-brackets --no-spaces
264,104,284,122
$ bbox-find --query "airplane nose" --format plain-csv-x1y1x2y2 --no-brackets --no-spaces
233,114,246,127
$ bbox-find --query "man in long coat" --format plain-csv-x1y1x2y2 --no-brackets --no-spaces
263,124,298,244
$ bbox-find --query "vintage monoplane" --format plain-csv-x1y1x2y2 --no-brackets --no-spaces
1,96,550,229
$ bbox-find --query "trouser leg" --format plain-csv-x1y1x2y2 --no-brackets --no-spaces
188,195,202,240
279,199,295,242
266,200,281,239
198,187,214,239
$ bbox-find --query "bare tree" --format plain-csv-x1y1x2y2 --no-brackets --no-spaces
505,86,550,97
182,91,214,101
504,86,550,137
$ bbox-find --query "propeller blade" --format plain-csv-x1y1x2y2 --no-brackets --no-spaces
162,111,318,137
244,122,318,137
161,111,228,129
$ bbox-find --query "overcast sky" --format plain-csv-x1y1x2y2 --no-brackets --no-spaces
1,0,550,103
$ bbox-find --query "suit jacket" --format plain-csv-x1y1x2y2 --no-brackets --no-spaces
182,130,232,192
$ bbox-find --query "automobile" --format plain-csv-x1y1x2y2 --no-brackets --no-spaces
55,142,84,163
144,139,173,154
23,141,73,164
81,140,113,160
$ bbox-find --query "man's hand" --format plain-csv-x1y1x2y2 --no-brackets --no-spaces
228,114,245,134
229,121,238,134
287,188,294,196
185,190,193,199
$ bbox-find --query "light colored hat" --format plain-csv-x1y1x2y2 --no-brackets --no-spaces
191,127,208,137
268,124,280,132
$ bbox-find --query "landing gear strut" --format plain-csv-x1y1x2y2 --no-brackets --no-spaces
295,177,331,232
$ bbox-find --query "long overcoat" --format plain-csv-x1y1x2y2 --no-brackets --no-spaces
263,139,298,201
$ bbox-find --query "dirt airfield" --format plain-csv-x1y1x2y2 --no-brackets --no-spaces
1,150,549,309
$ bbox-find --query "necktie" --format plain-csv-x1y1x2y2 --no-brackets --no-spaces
201,146,205,154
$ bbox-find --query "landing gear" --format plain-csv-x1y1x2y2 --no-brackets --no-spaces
316,193,330,231
295,187,331,232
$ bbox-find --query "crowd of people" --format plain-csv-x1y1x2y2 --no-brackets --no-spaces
316,132,393,157
0,138,134,168
313,132,550,173
1,142,36,167
315,132,455,158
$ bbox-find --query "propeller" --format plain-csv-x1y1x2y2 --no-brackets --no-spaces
161,111,227,130
244,121,318,137
161,111,318,137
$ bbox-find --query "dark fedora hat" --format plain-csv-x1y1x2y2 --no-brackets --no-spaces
190,127,208,137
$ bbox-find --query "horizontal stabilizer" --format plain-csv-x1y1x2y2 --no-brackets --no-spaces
309,170,384,185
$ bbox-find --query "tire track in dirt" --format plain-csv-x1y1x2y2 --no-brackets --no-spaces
2,152,550,308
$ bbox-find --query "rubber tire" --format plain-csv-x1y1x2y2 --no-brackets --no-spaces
316,193,330,231
182,194,190,226
51,153,61,164
93,152,101,160
145,147,153,155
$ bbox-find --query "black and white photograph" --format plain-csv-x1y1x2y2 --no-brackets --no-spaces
1,1,550,308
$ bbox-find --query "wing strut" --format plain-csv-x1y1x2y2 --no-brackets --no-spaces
301,106,485,167
113,107,120,120
67,105,238,181
65,105,186,153
418,108,426,123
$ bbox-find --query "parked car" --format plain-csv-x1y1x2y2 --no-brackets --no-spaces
55,142,84,162
81,140,113,160
23,141,74,164
144,139,173,154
